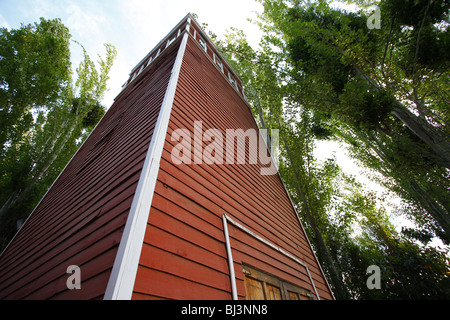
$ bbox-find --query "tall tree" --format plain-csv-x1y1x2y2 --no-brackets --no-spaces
218,24,358,299
0,18,72,152
0,18,116,250
254,0,450,244
213,4,450,298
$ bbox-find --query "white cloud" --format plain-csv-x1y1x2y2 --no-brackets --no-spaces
65,3,108,39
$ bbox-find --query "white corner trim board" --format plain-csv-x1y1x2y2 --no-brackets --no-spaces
104,33,189,300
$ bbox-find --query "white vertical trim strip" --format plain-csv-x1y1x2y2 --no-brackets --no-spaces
104,33,188,300
222,215,238,300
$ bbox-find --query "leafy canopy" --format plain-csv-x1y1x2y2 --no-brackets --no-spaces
0,18,116,250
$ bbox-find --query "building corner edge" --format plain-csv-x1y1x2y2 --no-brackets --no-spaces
103,32,189,300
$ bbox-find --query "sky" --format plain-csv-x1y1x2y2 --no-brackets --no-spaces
0,0,264,107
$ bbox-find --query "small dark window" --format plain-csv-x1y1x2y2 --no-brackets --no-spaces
214,53,224,72
166,35,176,48
228,72,238,90
198,37,207,52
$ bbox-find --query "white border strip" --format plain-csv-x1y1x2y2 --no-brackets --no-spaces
222,214,320,300
104,33,189,300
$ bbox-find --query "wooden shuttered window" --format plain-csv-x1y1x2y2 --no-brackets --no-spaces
242,265,314,301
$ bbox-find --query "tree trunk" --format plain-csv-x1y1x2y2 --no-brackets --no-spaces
0,191,19,220
409,179,450,244
363,130,450,243
353,65,450,168
391,104,450,168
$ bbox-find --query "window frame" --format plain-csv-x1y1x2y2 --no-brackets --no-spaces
213,53,224,72
166,35,177,48
198,36,207,53
228,72,238,90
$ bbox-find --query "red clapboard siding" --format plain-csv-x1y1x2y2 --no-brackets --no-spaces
133,35,333,300
0,41,180,300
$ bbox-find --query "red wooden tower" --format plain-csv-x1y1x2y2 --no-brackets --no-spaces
0,14,334,300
